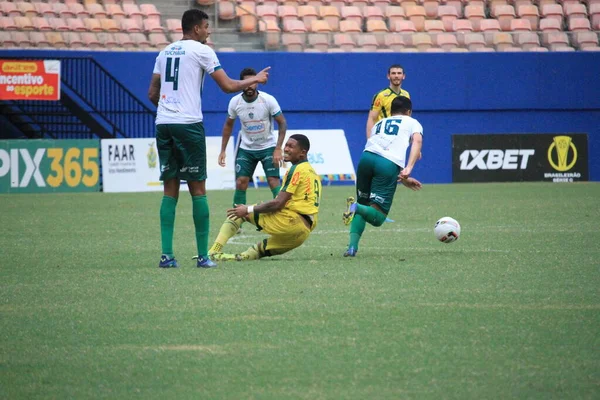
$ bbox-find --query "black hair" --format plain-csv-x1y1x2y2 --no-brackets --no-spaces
391,96,412,115
289,134,310,152
388,64,405,74
181,9,209,33
240,67,257,80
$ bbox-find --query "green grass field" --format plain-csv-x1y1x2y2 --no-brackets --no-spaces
1,183,599,399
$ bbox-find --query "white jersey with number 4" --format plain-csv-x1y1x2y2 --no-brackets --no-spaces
365,115,423,168
153,40,222,125
228,91,282,151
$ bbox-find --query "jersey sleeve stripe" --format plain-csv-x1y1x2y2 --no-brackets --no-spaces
281,164,297,191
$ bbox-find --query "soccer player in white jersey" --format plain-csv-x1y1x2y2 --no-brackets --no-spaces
218,67,287,208
342,96,423,257
147,9,270,269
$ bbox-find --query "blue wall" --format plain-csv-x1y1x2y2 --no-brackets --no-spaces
3,50,599,182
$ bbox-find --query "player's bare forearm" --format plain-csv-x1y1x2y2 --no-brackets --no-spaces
256,191,291,214
275,116,287,149
405,134,423,171
220,120,234,152
147,74,161,106
366,110,378,138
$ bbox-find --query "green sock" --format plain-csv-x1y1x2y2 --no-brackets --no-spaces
270,185,281,198
349,215,367,250
356,204,387,227
192,195,210,258
233,189,246,207
160,196,177,256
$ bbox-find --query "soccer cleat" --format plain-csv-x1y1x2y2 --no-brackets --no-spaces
159,254,179,268
209,253,238,262
192,255,218,268
235,253,250,261
343,247,357,257
342,196,357,225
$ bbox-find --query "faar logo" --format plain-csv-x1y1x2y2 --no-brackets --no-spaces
459,149,535,170
0,140,99,192
547,136,577,172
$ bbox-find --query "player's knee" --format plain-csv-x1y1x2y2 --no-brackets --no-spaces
236,177,250,190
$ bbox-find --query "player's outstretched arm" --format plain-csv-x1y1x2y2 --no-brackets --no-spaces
219,118,235,167
366,109,378,139
210,67,271,94
147,74,161,106
227,191,292,218
399,132,423,179
399,177,422,191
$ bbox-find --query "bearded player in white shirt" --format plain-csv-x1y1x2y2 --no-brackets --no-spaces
147,9,270,269
217,67,287,208
342,96,423,258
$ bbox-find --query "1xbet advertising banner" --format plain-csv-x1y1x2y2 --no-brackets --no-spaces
0,60,61,101
0,140,100,193
452,134,588,183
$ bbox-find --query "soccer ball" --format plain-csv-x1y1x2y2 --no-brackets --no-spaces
434,217,461,243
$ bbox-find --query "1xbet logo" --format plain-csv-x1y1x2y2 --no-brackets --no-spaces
459,149,535,170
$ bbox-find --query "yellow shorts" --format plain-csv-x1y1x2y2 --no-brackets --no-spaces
247,208,311,256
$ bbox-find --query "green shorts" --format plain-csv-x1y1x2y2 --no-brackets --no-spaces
156,122,206,182
235,147,280,179
355,151,401,214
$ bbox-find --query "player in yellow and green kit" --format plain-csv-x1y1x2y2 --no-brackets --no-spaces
366,64,410,139
208,134,321,261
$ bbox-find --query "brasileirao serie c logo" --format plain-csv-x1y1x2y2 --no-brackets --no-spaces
547,136,577,172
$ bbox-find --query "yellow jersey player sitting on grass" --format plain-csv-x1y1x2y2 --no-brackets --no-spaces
209,134,321,261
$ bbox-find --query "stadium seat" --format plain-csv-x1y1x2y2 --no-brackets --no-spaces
541,4,564,24
320,5,341,30
340,6,363,26
425,19,445,33
511,19,532,31
437,33,459,50
453,19,474,33
592,3,600,29
310,19,333,32
298,5,318,28
281,33,304,51
100,18,120,32
257,4,278,22
517,4,540,31
119,18,140,33
64,31,84,48
47,17,68,31
143,18,164,33
165,19,182,33
219,1,236,20
12,31,31,47
32,16,52,31
493,5,516,31
412,32,433,50
0,2,21,17
564,3,587,19
480,19,501,45
517,31,541,49
278,5,299,24
149,32,169,48
364,5,385,21
14,16,34,30
339,19,362,32
131,32,151,49
86,3,107,18
30,31,50,47
464,4,486,31
123,4,143,23
438,5,459,32
445,0,464,17
385,6,405,28
581,46,600,51
384,34,405,51
0,16,17,30
114,32,135,49
540,17,562,32
81,32,102,49
569,17,591,31
391,19,417,34
240,14,258,32
366,19,388,33
422,0,439,18
493,32,513,50
139,4,161,21
372,0,392,12
464,32,486,50
357,34,380,51
546,31,570,49
67,18,86,32
552,45,576,51
346,0,369,12
53,3,76,19
307,33,330,51
16,2,37,18
283,19,308,32
574,31,598,48
97,32,118,48
405,5,426,31
46,31,66,48
83,17,103,32
333,33,357,51
33,2,56,18
106,4,126,21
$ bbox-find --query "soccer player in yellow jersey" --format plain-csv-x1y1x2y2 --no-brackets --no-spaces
366,64,410,139
209,134,321,261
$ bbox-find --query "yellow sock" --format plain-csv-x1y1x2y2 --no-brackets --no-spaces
209,217,243,254
239,244,261,260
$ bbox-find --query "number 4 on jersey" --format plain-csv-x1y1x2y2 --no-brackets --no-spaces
165,57,180,90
